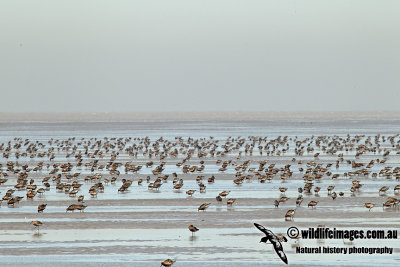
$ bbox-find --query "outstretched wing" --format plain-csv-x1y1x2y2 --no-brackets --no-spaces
271,240,288,264
278,235,288,242
254,223,275,237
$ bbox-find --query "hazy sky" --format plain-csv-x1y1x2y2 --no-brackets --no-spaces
1,0,399,113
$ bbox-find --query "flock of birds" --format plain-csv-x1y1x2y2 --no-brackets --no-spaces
1,133,400,266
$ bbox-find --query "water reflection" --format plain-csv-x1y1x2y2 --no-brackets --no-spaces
189,236,198,242
32,232,43,239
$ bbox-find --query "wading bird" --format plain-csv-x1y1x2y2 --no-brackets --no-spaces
188,224,199,236
198,203,211,212
31,220,43,232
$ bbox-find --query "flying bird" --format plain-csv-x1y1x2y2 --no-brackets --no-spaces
254,223,288,264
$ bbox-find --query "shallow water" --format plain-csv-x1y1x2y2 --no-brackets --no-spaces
1,227,399,264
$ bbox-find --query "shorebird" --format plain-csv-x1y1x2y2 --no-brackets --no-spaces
298,187,303,195
160,258,175,267
26,190,36,199
285,209,295,221
216,195,222,202
254,223,288,264
66,204,75,212
38,204,47,213
314,187,321,194
90,190,98,198
173,182,183,190
69,189,79,197
383,201,392,209
74,204,87,212
198,182,206,193
350,187,356,195
387,196,398,206
188,224,199,236
227,198,236,206
327,185,335,194
31,220,43,232
331,192,337,200
308,200,318,208
365,203,375,211
332,174,340,179
296,196,303,206
279,196,289,203
379,186,389,195
37,188,45,195
198,203,211,211
274,200,280,208
7,198,17,207
186,190,196,197
233,178,243,185
394,185,400,192
219,191,230,197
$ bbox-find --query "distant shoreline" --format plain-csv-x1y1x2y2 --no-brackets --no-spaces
0,111,399,121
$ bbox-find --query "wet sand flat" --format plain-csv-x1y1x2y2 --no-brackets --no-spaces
0,116,399,266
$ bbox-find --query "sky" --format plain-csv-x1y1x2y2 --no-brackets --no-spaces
0,0,399,113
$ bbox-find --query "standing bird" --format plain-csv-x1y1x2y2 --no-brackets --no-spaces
78,195,84,202
173,179,184,190
394,184,400,192
285,209,295,221
331,192,337,200
227,198,236,206
296,196,303,206
298,187,303,195
308,200,318,208
186,190,196,197
279,187,288,194
37,204,47,213
66,204,76,212
188,224,199,236
327,185,335,194
254,223,288,264
31,220,43,232
219,191,230,198
198,203,211,212
365,203,375,211
379,186,389,195
74,204,87,212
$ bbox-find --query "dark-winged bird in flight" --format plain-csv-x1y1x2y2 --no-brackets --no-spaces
254,223,288,264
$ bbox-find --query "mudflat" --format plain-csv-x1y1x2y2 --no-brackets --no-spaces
0,115,399,266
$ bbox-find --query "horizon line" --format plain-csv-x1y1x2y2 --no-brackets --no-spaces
0,111,399,121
